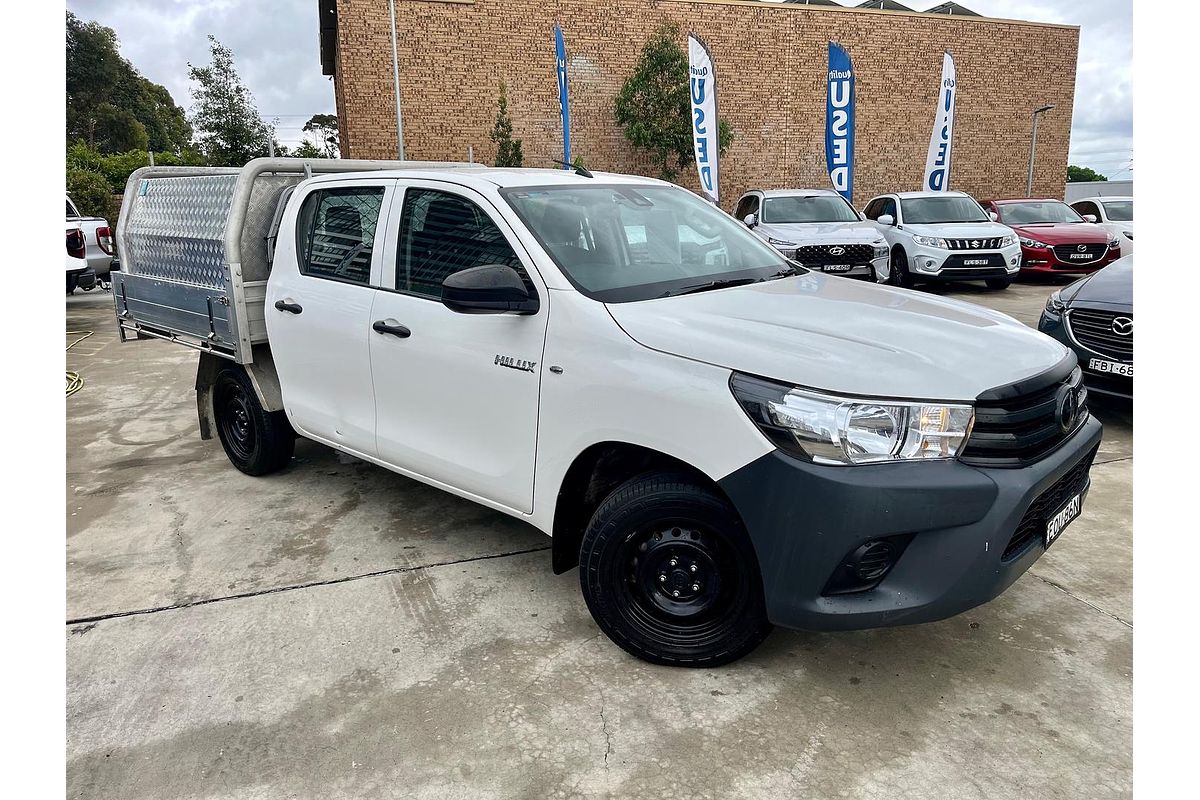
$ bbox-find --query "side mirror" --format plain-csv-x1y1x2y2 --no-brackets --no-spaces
989,211,1000,222
743,213,758,228
877,214,895,226
441,265,539,315
1082,214,1098,223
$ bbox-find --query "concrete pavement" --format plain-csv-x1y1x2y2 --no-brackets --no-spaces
66,278,1132,799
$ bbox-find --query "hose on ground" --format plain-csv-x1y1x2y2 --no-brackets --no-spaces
66,330,93,397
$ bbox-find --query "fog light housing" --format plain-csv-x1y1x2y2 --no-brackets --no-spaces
822,534,915,595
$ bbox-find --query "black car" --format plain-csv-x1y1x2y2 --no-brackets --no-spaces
1038,255,1132,400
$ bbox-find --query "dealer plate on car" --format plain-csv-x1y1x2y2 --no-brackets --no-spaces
823,264,853,273
962,258,990,266
1088,358,1132,377
1045,493,1082,548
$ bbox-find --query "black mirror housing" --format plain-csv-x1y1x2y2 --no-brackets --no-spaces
441,264,539,315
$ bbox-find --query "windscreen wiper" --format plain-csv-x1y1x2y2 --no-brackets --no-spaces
660,277,759,298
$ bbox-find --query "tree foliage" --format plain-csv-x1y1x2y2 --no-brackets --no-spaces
1067,164,1108,183
188,36,276,166
67,142,207,191
614,23,733,182
303,114,340,158
489,82,524,168
66,11,191,153
67,169,115,219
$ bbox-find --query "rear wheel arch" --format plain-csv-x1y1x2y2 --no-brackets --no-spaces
550,441,745,574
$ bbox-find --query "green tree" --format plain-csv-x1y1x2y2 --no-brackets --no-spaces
292,140,325,159
489,82,524,168
614,23,733,182
66,169,114,219
188,36,275,166
66,11,191,153
303,113,340,158
1067,165,1108,183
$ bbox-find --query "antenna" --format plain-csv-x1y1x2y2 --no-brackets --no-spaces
551,158,593,178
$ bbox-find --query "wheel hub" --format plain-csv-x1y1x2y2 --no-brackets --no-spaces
631,526,722,618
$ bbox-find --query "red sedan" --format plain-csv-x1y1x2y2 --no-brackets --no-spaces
981,198,1122,276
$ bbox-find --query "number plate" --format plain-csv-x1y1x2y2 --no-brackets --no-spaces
962,258,990,266
1088,358,1132,377
823,264,853,273
1045,493,1082,548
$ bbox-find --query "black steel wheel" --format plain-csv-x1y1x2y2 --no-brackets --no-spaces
212,367,294,476
579,471,771,667
889,247,914,288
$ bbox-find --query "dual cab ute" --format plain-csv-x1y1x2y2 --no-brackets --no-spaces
113,159,1101,666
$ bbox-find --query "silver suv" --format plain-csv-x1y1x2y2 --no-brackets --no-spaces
733,189,889,282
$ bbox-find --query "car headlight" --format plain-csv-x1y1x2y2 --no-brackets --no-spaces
1020,236,1049,248
1108,237,1122,249
911,234,949,248
766,237,797,248
873,242,889,258
1000,234,1018,247
1045,290,1066,314
730,373,975,465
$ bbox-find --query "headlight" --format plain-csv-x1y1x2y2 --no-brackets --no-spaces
873,242,889,258
1045,290,1066,314
766,237,797,248
730,374,975,465
1108,237,1121,249
911,234,948,248
1020,236,1049,248
1000,234,1018,247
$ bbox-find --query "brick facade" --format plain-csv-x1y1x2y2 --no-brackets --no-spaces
330,0,1079,208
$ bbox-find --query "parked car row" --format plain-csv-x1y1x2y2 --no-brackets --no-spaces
66,194,116,294
733,188,1133,292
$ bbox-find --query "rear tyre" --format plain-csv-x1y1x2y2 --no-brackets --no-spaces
578,471,772,667
889,248,914,288
66,274,78,294
985,277,1012,290
212,367,294,476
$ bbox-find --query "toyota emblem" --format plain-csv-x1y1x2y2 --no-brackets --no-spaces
1077,244,1088,252
828,246,845,256
1055,385,1080,434
1111,316,1133,336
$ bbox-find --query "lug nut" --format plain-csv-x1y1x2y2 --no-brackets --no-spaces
672,590,680,597
659,574,667,582
690,564,698,573
669,558,678,568
692,583,701,592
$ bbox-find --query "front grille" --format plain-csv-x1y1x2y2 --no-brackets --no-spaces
959,365,1088,467
1002,446,1097,560
946,237,1005,250
1052,243,1107,264
794,243,875,266
1067,309,1133,360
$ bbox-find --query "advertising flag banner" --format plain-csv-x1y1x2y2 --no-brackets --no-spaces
923,51,957,191
554,24,572,167
688,33,720,204
825,42,855,201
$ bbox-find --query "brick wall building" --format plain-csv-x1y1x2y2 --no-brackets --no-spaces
321,0,1079,208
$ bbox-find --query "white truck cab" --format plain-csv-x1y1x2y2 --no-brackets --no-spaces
732,188,890,282
863,191,1022,290
112,160,1102,667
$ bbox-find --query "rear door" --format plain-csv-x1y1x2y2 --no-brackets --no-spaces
369,181,548,512
266,178,395,456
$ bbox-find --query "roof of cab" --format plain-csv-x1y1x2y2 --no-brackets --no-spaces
1073,195,1133,203
752,188,843,198
303,167,670,190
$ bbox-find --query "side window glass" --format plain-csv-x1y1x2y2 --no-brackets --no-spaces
881,198,896,219
296,187,385,284
734,196,752,220
864,200,880,220
396,188,526,299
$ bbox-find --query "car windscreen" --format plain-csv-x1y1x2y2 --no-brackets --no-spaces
762,195,859,224
900,196,989,224
998,201,1085,225
1102,200,1133,222
501,184,794,302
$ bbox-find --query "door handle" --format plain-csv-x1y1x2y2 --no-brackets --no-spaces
372,319,411,338
274,300,303,315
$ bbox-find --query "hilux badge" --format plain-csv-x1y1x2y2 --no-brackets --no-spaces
495,354,538,373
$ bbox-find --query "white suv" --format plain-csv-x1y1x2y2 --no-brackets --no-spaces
1070,196,1133,256
733,189,890,282
863,191,1021,290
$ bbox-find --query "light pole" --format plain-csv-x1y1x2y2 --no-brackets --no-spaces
1026,104,1054,196
388,0,405,160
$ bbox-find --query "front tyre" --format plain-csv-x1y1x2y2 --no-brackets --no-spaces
212,367,295,476
985,277,1013,290
579,471,772,667
889,248,914,288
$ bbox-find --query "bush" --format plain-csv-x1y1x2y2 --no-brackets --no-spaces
67,142,207,192
66,169,114,219
489,81,523,168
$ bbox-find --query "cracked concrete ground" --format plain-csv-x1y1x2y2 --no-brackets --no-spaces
66,278,1132,799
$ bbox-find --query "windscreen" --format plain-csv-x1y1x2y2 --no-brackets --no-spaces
998,201,1085,225
901,196,989,224
762,195,860,224
1102,200,1133,222
502,184,792,302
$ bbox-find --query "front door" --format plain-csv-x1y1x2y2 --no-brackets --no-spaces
370,182,548,513
266,178,395,456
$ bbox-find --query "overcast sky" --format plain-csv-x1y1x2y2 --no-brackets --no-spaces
66,0,1132,178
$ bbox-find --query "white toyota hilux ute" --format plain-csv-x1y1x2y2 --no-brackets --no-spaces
112,159,1102,667
863,190,1022,290
732,188,890,282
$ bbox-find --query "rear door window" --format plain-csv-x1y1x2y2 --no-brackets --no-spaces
296,187,386,285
